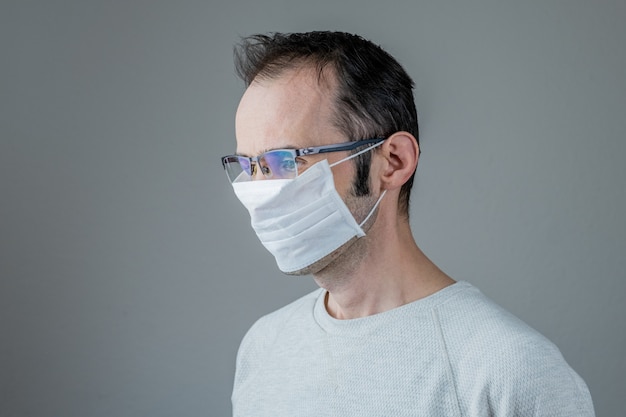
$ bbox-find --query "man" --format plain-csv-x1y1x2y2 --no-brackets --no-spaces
222,31,594,416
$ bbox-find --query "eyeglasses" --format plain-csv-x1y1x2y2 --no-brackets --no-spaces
221,138,385,183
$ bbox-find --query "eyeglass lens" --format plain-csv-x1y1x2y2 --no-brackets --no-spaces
225,150,297,182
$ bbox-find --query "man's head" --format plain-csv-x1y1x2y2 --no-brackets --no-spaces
233,31,419,216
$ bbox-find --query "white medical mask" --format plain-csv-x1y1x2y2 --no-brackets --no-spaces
232,143,386,273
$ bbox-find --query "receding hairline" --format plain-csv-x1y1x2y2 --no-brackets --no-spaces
247,56,339,91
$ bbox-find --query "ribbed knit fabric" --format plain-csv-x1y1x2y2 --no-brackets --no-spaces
232,281,594,416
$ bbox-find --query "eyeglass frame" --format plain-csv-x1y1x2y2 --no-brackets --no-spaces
220,137,385,181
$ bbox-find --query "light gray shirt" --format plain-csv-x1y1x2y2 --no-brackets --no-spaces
232,281,594,416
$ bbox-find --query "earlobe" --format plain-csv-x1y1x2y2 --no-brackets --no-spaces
380,132,419,190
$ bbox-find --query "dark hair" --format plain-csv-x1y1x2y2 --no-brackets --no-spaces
234,31,419,216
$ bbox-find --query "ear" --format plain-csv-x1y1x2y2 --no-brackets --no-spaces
378,131,419,190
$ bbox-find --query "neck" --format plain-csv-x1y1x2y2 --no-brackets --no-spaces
313,212,455,320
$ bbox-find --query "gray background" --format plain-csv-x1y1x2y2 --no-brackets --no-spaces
1,0,624,416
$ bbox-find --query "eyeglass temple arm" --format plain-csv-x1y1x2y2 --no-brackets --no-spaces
296,138,384,156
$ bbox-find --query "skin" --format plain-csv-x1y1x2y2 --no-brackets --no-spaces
235,65,455,319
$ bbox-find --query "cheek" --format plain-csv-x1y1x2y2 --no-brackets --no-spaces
331,161,358,195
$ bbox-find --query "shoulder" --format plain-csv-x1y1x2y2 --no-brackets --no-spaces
247,288,322,335
236,289,322,362
434,282,594,416
435,282,550,346
434,282,560,353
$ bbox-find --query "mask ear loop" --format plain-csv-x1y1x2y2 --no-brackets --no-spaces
358,190,386,227
327,140,387,228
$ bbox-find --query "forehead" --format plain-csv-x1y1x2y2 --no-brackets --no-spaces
234,67,345,156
